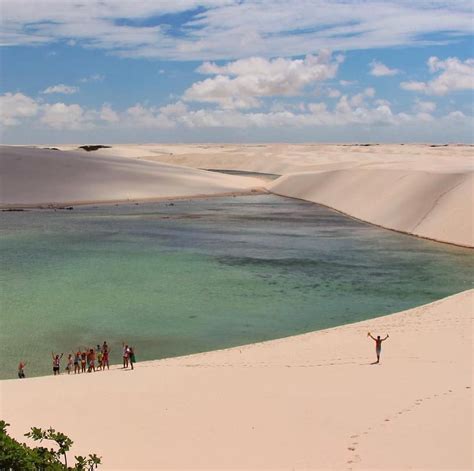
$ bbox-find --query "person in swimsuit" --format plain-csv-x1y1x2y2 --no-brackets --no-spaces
129,346,135,370
52,352,63,375
65,354,73,374
80,350,87,373
97,347,103,371
74,350,81,374
87,348,96,372
368,332,389,363
122,343,129,369
18,361,26,379
102,341,110,370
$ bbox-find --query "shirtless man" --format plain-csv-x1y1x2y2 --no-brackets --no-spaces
74,350,81,374
87,348,96,372
52,352,63,375
368,332,389,363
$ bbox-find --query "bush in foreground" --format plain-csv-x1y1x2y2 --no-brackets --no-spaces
0,420,101,470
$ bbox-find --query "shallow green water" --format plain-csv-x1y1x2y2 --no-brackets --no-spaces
1,195,472,378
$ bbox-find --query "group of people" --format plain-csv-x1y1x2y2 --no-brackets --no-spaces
17,341,136,378
18,332,388,378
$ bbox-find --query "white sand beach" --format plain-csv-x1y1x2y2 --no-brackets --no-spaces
1,290,472,469
0,143,472,469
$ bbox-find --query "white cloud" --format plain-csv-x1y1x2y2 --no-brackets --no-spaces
100,104,119,123
349,88,375,107
327,88,341,98
413,99,436,113
79,74,105,83
40,103,91,129
0,92,39,125
184,52,340,109
339,80,356,87
1,1,473,60
1,89,472,145
401,56,474,95
42,84,79,94
125,104,175,128
369,60,399,76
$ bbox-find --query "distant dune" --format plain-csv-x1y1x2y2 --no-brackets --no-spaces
0,146,264,207
46,143,473,247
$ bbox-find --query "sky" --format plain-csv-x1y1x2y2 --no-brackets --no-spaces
0,0,473,144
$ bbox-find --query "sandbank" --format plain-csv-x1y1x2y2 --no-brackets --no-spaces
1,290,472,469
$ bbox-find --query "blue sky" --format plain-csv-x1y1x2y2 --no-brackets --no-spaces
1,0,473,143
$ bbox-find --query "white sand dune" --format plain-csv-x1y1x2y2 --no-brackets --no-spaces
270,168,474,247
1,290,472,470
49,143,473,247
0,146,264,207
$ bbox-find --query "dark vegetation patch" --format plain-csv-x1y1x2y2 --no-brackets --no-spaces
341,143,379,146
78,145,112,152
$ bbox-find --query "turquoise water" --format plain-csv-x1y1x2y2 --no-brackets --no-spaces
1,195,472,379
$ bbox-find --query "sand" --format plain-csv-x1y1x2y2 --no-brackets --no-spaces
270,169,474,247
1,290,472,469
0,146,265,207
48,143,473,247
1,143,472,469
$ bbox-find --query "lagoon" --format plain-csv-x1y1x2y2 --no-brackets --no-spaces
1,194,472,378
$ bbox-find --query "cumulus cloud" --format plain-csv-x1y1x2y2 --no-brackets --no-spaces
0,92,39,126
184,52,341,109
40,103,92,129
1,87,470,141
2,1,472,60
413,100,436,113
42,84,79,94
401,56,474,95
125,104,176,128
369,60,399,77
100,104,119,123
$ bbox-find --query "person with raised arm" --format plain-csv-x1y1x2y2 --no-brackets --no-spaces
51,352,63,375
367,332,389,364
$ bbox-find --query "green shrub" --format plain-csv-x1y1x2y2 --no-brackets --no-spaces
0,420,101,470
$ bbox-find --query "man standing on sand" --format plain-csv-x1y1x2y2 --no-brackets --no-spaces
52,352,63,375
18,361,26,379
368,332,389,363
